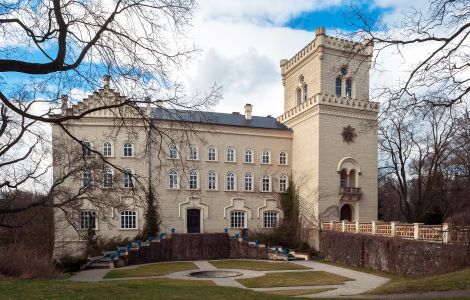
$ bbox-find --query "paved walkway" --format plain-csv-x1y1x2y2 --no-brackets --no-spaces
69,259,391,297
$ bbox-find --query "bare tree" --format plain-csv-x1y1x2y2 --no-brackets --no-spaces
0,0,220,225
344,0,470,111
379,106,458,223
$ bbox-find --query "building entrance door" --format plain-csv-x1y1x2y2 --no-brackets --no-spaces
187,209,201,233
340,204,352,221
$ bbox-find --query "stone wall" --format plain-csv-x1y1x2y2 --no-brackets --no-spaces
122,233,267,266
320,231,470,277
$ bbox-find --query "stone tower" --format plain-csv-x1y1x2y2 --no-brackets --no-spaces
277,28,379,244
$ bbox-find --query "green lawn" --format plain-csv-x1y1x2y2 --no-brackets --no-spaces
0,279,303,300
105,261,197,278
264,288,336,296
370,268,470,294
320,260,470,295
209,260,310,271
237,271,351,288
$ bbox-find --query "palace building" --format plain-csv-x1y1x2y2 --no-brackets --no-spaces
52,27,378,255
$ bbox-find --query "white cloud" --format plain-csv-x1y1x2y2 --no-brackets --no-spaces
197,0,340,25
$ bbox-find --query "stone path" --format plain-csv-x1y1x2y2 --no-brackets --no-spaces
69,259,391,298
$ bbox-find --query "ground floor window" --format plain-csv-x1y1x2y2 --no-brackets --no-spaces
230,211,245,228
80,211,96,230
263,211,277,228
120,211,137,229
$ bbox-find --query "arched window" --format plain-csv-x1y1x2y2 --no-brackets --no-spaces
335,77,342,96
189,145,198,160
226,172,235,191
303,84,308,102
262,150,270,164
244,173,253,191
208,146,217,161
226,147,235,162
168,170,178,189
349,169,357,187
82,169,92,188
244,149,253,163
279,175,287,192
230,211,245,228
102,168,113,188
296,88,301,105
123,142,133,157
263,211,278,228
346,79,352,98
208,171,217,190
103,142,112,157
189,170,198,189
262,175,270,192
82,141,92,157
279,152,287,165
168,144,178,159
340,169,348,188
123,169,133,188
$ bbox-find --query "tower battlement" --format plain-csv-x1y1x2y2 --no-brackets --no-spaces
280,27,373,85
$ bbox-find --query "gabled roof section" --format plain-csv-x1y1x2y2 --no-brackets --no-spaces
151,108,290,130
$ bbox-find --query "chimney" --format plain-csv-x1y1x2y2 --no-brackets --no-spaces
156,99,164,108
61,94,68,115
244,103,252,120
102,75,111,89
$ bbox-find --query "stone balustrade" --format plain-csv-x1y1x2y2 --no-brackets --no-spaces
320,221,469,244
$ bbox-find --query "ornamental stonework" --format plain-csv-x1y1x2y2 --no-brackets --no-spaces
341,125,357,144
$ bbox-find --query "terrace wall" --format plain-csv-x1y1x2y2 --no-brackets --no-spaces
121,233,268,266
320,231,470,277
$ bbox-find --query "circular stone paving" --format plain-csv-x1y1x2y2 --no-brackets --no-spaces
187,270,243,278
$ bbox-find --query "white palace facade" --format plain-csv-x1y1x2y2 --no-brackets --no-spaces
52,28,379,254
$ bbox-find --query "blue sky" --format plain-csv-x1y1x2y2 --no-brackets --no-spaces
286,2,394,32
2,0,416,116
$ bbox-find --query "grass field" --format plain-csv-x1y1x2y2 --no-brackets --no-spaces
320,260,470,294
104,261,197,278
237,271,351,288
370,268,470,294
0,278,302,300
209,260,310,271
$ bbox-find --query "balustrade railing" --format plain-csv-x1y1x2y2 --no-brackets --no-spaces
320,221,469,244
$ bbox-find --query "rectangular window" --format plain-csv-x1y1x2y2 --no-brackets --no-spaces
263,211,277,228
82,170,92,188
123,171,133,188
208,172,216,190
230,211,245,228
189,171,198,189
189,145,198,160
80,211,96,230
120,211,137,229
262,176,270,192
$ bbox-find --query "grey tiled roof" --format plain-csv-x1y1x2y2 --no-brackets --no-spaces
151,108,290,130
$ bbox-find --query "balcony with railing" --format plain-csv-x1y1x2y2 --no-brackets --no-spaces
339,187,362,201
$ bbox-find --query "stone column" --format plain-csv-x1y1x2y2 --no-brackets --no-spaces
371,221,376,235
390,221,397,237
355,221,360,233
442,223,450,243
413,223,422,240
341,220,346,232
